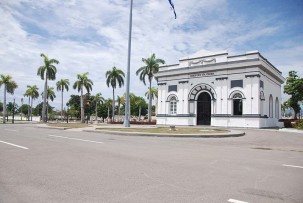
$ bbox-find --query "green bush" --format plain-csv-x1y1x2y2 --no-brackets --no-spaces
293,120,303,129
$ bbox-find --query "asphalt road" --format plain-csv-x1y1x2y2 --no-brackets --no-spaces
0,124,302,203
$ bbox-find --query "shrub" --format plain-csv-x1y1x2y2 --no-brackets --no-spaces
293,120,303,129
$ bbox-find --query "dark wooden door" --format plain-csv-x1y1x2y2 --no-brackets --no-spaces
197,92,211,125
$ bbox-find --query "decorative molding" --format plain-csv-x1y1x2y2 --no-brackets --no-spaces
178,80,189,84
211,114,231,117
212,114,267,118
157,114,196,118
215,77,228,80
245,74,260,78
189,58,216,66
157,82,167,86
188,83,217,101
229,90,245,99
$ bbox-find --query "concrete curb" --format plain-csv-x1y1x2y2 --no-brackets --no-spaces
36,126,70,130
83,129,245,138
279,128,303,134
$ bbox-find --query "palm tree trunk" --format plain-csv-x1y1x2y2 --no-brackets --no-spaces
118,104,121,121
80,87,84,123
95,103,98,121
42,77,48,122
3,86,6,123
148,82,152,123
61,90,63,122
112,88,115,121
139,106,141,121
28,97,30,121
31,97,33,121
107,106,110,120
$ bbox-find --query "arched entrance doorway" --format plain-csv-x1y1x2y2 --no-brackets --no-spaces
197,92,211,125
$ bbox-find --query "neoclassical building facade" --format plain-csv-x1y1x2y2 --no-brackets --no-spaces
155,51,285,128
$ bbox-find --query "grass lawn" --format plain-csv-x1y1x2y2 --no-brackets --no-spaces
96,127,229,134
47,123,91,128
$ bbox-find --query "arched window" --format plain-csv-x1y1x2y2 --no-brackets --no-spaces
170,96,177,115
275,97,279,119
233,93,243,115
269,95,273,118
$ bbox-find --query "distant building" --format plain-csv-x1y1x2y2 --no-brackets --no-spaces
155,51,285,128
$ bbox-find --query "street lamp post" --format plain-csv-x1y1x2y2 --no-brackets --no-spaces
124,0,133,127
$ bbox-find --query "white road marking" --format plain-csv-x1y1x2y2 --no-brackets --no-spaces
48,135,104,144
4,129,18,132
283,164,303,169
228,199,249,203
0,140,28,149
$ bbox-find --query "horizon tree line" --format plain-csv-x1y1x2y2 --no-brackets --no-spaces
0,52,163,123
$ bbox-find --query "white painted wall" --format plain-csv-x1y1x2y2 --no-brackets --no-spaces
156,51,284,128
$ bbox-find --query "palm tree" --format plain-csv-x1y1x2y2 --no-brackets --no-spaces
145,87,158,116
104,99,112,121
136,53,165,122
106,66,125,121
116,95,123,119
25,85,39,121
0,75,18,123
56,79,69,121
24,91,30,121
46,87,56,101
73,72,93,123
123,92,136,117
135,98,145,121
37,53,59,122
93,93,104,121
42,87,56,120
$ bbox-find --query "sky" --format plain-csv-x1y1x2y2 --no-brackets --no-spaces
0,0,303,110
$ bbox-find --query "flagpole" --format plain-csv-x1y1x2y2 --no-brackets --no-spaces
124,0,133,127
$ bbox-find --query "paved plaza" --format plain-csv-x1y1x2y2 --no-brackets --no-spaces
0,124,302,203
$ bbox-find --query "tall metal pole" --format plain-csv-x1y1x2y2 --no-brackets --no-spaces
124,0,133,127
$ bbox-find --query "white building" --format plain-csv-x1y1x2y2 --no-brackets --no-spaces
155,51,285,128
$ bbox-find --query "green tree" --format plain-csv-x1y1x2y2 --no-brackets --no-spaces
68,95,81,118
56,79,69,121
284,71,303,119
116,95,124,117
25,85,39,121
96,98,112,122
93,93,104,120
0,74,18,123
135,97,146,121
42,87,56,102
0,101,3,112
19,104,29,116
104,98,113,120
106,66,125,121
73,72,93,123
136,53,165,122
7,102,18,115
37,53,59,122
32,102,53,117
145,87,158,116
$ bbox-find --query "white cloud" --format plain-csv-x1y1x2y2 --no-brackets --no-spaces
0,0,302,108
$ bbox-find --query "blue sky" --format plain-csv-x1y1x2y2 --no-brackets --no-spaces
0,0,302,109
